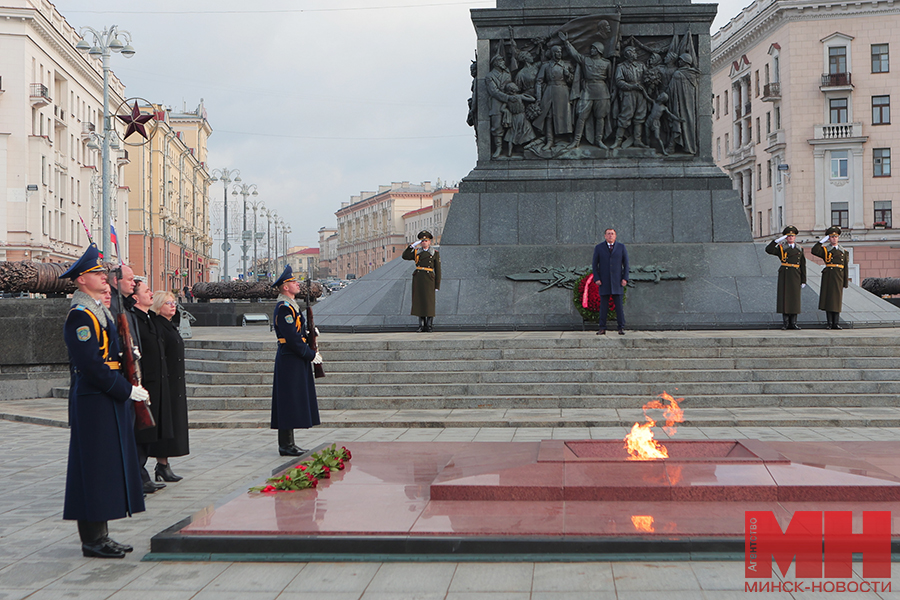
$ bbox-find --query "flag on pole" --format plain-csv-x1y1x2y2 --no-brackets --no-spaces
110,225,121,262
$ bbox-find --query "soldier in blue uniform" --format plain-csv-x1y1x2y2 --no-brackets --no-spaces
60,244,149,558
270,266,322,456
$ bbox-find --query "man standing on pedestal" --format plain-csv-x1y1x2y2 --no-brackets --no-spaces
592,228,629,335
766,225,807,330
60,244,147,558
270,266,322,456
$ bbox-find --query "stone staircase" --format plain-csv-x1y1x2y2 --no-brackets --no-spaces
180,335,900,412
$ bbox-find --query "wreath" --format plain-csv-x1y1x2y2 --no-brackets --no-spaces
573,271,626,323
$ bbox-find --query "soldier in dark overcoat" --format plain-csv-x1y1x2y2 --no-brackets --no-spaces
60,244,147,559
271,266,322,456
811,225,850,329
765,225,807,330
401,230,441,332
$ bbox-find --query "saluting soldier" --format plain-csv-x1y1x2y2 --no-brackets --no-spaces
271,265,322,456
60,244,148,558
402,230,441,332
765,225,807,330
811,226,850,329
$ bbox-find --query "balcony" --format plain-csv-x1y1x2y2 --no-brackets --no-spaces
821,72,853,90
29,83,51,107
765,129,786,152
53,105,66,127
762,82,781,101
813,122,863,140
80,122,95,138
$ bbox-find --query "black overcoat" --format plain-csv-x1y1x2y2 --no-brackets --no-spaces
63,304,145,521
148,315,189,458
271,300,320,429
401,246,441,317
592,242,629,295
132,309,174,445
765,240,806,314
811,241,850,312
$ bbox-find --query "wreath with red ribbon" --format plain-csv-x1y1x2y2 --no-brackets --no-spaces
573,271,625,323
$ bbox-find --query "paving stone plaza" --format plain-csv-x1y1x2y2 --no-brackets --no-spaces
2,327,900,598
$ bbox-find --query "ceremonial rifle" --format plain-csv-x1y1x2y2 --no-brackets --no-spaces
305,278,325,379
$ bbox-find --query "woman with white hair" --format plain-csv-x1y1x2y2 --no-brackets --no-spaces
147,290,190,482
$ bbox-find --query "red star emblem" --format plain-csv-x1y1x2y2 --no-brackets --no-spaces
116,101,154,140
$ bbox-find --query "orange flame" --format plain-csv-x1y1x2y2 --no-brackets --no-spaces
631,515,655,532
624,392,685,460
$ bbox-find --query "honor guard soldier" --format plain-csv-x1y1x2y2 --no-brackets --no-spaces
766,225,807,330
60,244,148,558
402,230,441,332
812,226,850,329
271,266,322,456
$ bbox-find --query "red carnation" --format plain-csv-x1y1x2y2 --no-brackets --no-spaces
342,447,352,459
262,485,276,493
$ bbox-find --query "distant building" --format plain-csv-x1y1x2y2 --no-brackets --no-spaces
334,181,446,279
284,246,318,279
122,102,213,292
317,227,338,278
402,187,455,244
712,0,900,280
0,0,130,264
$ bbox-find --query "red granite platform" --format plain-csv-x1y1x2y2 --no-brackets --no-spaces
167,440,900,545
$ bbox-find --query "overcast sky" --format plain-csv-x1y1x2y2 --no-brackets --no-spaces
53,0,751,256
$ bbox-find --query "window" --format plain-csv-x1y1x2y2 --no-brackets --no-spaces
755,70,760,97
830,98,848,124
775,106,781,129
872,44,889,73
831,150,849,179
724,91,729,114
716,137,721,161
829,47,847,74
715,95,720,119
766,112,771,134
767,159,773,187
874,148,891,177
757,164,762,190
756,117,760,144
874,201,892,227
765,64,770,85
778,206,783,229
757,212,763,235
725,133,730,153
831,202,849,228
873,95,890,124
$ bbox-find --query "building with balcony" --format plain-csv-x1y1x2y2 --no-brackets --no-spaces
333,181,445,279
122,101,213,292
284,246,319,280
402,187,455,245
0,0,130,265
712,0,900,280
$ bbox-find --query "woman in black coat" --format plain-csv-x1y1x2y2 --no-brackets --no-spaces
148,290,190,482
131,280,173,493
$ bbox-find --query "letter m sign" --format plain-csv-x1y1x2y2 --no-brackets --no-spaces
745,511,891,579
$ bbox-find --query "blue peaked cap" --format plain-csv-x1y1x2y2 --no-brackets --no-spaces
59,244,104,280
272,265,296,288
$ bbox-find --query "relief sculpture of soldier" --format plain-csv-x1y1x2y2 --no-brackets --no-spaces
486,53,513,158
534,44,574,150
559,31,611,149
611,46,649,149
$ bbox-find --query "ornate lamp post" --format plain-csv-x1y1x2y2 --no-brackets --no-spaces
232,182,258,280
76,25,134,259
248,198,265,280
209,168,240,280
264,209,276,278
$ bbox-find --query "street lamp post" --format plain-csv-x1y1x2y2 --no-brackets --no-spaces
232,183,258,280
248,198,265,280
264,209,276,278
76,26,135,259
209,168,240,280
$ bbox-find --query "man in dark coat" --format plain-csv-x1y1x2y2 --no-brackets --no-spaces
271,266,322,456
811,225,850,329
592,228,629,335
765,225,807,330
402,230,441,332
60,244,147,559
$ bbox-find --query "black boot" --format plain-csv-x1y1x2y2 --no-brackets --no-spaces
425,317,434,332
789,314,801,330
278,429,306,456
417,317,426,333
79,520,124,559
833,313,843,330
825,312,833,329
155,462,183,482
781,314,789,330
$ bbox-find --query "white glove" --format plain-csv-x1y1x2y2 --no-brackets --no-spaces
312,351,323,365
411,240,422,248
130,386,149,403
801,283,807,289
775,235,788,244
819,235,829,244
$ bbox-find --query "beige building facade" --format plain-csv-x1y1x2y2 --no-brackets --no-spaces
317,226,338,278
712,0,900,280
123,101,213,293
402,187,456,245
334,181,439,279
0,0,130,265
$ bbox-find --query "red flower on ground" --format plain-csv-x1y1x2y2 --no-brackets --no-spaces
262,485,276,493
